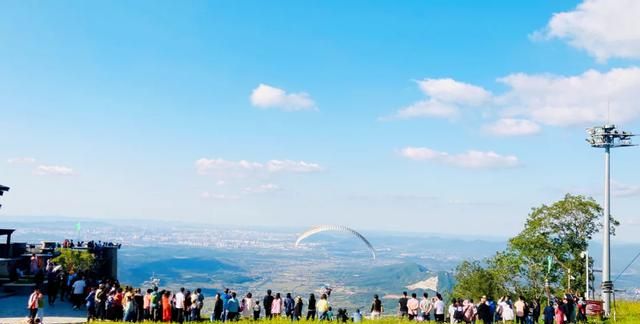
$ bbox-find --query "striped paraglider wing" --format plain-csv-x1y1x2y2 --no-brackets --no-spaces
295,225,376,260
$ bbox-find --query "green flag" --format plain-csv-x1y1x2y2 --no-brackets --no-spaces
75,222,81,233
547,255,553,274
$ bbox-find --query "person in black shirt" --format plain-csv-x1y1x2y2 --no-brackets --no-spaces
293,296,303,321
477,296,491,324
398,291,409,318
532,299,541,324
213,293,223,321
307,294,317,320
263,290,274,319
134,288,144,322
370,294,383,319
336,308,349,323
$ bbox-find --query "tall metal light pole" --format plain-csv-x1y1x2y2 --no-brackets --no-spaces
586,124,636,316
581,250,589,299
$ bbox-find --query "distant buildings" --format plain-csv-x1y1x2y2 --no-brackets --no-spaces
0,183,119,294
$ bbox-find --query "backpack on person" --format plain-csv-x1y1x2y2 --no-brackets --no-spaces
150,292,158,306
453,307,465,321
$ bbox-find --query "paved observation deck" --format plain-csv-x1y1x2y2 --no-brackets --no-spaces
0,294,84,324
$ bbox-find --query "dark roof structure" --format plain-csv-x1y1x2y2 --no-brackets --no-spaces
0,184,8,209
0,229,15,236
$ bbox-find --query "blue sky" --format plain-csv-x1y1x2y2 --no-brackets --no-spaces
2,0,640,241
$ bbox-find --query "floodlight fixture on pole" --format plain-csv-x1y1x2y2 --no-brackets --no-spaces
585,124,636,316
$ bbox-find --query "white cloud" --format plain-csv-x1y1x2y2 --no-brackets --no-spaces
265,160,323,173
195,158,323,177
483,118,541,136
400,147,519,169
417,78,492,105
33,165,74,176
497,67,640,126
388,67,640,128
386,78,491,120
388,99,459,120
195,158,262,177
250,84,316,111
538,0,640,62
7,157,36,165
243,183,281,194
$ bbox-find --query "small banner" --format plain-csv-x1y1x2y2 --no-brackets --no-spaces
585,300,603,317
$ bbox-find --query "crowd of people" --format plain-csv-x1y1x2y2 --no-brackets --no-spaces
24,241,591,324
391,292,588,324
61,239,122,250
27,281,592,324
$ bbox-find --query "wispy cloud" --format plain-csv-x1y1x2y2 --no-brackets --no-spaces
384,78,491,120
400,147,519,169
250,84,316,111
558,180,640,198
264,160,323,173
7,157,37,165
417,78,492,106
195,158,323,178
200,192,240,200
612,181,640,198
33,165,75,176
483,118,541,136
385,100,459,120
243,183,281,194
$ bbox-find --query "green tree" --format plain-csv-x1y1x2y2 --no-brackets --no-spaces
452,194,617,301
52,248,95,272
508,194,617,297
453,260,507,300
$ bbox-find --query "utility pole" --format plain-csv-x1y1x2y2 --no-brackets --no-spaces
586,124,636,316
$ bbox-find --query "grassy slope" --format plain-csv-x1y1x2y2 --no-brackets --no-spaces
611,300,640,323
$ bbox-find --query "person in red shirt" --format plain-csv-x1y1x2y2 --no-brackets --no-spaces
554,301,565,324
27,288,42,324
162,291,172,322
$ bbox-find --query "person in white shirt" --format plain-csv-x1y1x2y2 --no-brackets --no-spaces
242,293,255,319
71,276,86,309
498,297,514,322
420,293,433,321
434,293,446,323
448,300,457,324
174,287,186,323
407,293,420,320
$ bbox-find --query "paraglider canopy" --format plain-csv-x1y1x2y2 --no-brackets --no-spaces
295,225,376,260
